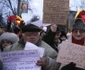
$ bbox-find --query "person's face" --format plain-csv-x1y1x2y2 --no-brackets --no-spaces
72,30,85,40
2,40,12,48
23,32,40,44
61,36,67,41
54,33,61,42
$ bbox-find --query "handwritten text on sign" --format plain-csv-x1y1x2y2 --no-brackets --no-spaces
43,0,69,25
0,50,40,70
57,41,85,69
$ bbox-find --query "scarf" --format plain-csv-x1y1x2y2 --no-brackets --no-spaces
72,36,84,45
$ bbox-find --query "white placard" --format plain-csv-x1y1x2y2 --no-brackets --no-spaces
0,50,41,70
24,42,45,57
57,41,85,69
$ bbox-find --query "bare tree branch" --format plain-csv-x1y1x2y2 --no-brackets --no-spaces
3,0,11,9
1,0,16,15
8,0,15,14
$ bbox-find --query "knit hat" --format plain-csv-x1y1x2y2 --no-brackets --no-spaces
22,24,41,33
72,18,85,31
0,32,19,43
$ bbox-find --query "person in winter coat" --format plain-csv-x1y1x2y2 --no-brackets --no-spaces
60,18,85,70
43,24,61,52
0,32,19,52
5,24,60,70
0,32,18,70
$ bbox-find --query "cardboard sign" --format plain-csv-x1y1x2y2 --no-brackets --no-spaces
57,41,85,69
43,0,69,25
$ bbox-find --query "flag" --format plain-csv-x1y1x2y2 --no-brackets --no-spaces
75,9,85,23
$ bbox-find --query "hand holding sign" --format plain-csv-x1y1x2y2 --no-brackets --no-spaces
61,62,76,70
57,41,85,69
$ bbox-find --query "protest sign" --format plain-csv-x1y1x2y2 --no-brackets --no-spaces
43,0,69,25
57,41,85,69
0,50,40,70
25,42,45,57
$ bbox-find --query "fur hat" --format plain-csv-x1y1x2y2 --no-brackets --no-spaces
0,32,19,43
22,24,41,33
72,18,85,31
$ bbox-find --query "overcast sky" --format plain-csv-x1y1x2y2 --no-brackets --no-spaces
21,0,43,23
70,0,85,11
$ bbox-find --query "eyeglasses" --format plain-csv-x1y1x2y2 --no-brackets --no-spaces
73,30,85,34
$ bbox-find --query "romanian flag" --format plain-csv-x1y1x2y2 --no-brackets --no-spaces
75,9,85,23
7,15,23,24
7,15,23,22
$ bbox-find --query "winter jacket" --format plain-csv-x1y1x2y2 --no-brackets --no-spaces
43,29,60,53
0,59,2,70
4,38,60,70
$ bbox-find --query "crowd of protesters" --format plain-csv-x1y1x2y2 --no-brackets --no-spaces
0,14,85,70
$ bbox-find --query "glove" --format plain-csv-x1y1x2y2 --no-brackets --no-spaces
61,62,76,70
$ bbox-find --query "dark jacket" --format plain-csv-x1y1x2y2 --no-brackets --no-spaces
0,60,2,70
43,29,60,52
